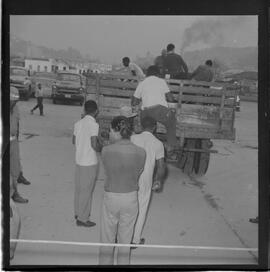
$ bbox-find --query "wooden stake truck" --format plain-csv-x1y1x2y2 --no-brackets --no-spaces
84,72,238,176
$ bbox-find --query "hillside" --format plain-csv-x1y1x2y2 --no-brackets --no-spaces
183,46,258,72
10,35,258,72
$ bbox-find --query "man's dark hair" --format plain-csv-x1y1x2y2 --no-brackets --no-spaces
205,60,213,66
84,100,98,115
167,43,175,52
141,116,157,130
122,57,130,66
146,65,160,77
111,116,132,139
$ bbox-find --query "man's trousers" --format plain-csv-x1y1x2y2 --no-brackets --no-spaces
74,164,97,223
99,191,138,265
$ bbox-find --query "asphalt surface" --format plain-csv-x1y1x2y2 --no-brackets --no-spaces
10,99,258,266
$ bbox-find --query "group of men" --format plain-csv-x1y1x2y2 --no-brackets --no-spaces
73,98,166,264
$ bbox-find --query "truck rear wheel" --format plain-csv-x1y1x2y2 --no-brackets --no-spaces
192,139,210,176
177,138,210,176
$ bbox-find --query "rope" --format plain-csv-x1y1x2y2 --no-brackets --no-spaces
10,239,258,252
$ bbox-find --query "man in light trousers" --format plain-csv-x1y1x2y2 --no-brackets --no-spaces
73,100,102,227
131,116,166,246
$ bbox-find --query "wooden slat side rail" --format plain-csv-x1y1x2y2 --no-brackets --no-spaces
99,79,138,90
166,79,227,88
99,87,135,98
169,86,236,97
99,72,140,81
172,94,235,106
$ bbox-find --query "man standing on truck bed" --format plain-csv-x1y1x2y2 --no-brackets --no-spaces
190,60,214,82
163,43,188,79
131,65,178,160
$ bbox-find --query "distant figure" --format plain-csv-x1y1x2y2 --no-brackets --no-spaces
99,116,146,265
163,43,188,79
190,60,214,82
31,83,44,116
122,57,145,80
72,100,102,227
154,49,167,77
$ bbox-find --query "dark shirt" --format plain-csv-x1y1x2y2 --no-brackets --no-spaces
102,140,146,193
163,53,188,77
191,64,214,82
154,55,166,76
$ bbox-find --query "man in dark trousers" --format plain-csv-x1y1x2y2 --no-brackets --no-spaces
190,59,214,82
163,43,188,79
31,82,44,116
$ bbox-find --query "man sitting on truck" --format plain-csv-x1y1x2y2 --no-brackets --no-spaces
163,43,188,79
190,59,214,82
131,65,178,160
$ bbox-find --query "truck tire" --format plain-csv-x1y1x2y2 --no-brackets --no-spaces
192,139,210,176
53,98,57,104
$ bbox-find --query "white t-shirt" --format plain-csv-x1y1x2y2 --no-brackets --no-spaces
129,62,145,79
73,115,99,166
133,76,169,109
131,131,164,181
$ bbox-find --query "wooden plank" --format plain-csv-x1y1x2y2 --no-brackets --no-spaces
170,86,236,97
99,72,140,81
99,79,138,90
179,95,235,106
179,80,226,88
178,104,234,120
99,87,134,97
101,96,131,108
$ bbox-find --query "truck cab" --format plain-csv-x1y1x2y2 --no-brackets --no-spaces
52,71,85,105
10,66,33,100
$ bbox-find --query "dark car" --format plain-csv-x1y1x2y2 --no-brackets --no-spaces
10,66,33,100
52,72,85,105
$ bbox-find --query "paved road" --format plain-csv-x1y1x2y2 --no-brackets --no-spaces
10,99,258,265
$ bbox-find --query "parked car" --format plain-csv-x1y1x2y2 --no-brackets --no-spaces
51,71,85,105
10,66,34,100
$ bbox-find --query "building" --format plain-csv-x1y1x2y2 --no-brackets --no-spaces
25,58,54,72
24,58,70,73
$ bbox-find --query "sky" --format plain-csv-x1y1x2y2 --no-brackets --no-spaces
10,15,258,64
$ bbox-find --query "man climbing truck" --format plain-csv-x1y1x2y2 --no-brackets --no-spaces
83,70,237,176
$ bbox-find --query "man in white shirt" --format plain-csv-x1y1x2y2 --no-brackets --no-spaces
122,57,145,80
31,83,44,116
131,116,166,247
72,100,102,227
131,65,177,159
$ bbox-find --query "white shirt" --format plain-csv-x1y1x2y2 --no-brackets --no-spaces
131,131,164,180
129,62,145,79
133,76,169,109
73,115,99,166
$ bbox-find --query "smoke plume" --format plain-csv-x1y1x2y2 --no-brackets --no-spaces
181,17,248,53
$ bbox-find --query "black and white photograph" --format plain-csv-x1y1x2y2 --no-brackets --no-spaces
4,9,268,269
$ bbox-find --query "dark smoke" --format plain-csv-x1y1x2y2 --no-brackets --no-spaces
181,17,248,53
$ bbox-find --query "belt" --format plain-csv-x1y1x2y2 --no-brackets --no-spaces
142,105,163,110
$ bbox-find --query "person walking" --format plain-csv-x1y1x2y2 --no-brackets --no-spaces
163,43,188,79
131,65,178,160
131,116,166,247
99,116,146,265
10,87,29,203
31,82,44,116
72,100,102,227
